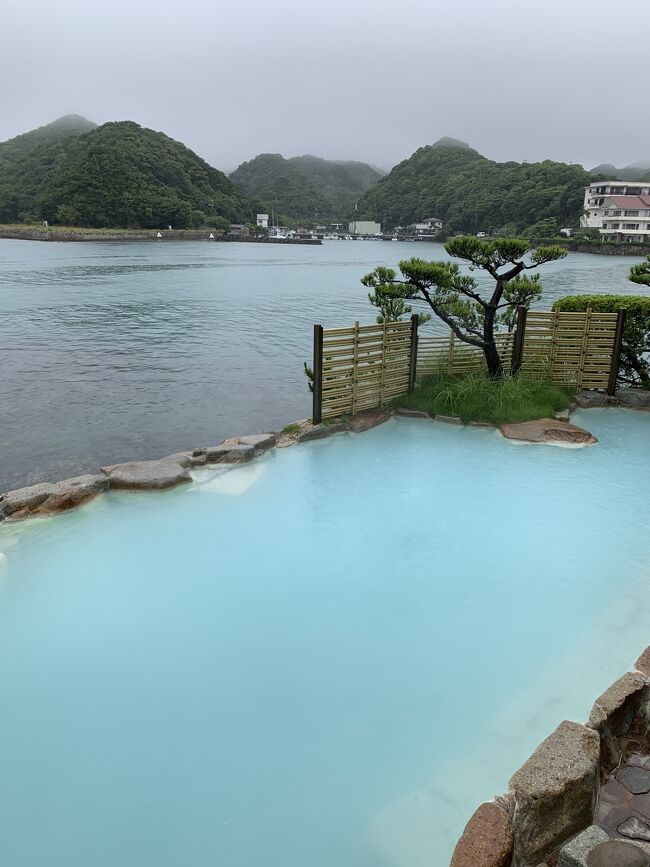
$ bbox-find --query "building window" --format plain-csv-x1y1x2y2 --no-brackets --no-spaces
612,211,621,216
609,223,620,229
623,223,640,230
624,210,639,217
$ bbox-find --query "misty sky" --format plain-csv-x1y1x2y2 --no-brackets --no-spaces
2,0,649,173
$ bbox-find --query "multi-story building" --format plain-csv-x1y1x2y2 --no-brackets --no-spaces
405,217,444,239
581,180,650,243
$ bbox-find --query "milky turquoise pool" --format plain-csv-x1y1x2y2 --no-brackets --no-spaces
0,409,649,867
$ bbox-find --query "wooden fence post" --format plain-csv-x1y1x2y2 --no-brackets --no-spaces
607,308,627,396
312,324,323,425
408,314,419,392
511,306,528,374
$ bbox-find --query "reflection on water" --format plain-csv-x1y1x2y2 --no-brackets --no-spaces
0,238,646,490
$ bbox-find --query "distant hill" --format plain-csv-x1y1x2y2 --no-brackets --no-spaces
590,160,650,182
355,138,595,234
0,117,260,228
230,153,383,219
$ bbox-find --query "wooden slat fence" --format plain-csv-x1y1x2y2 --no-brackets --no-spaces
312,308,626,423
316,318,417,421
417,331,515,376
521,310,621,390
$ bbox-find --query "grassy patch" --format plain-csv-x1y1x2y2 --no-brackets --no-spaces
395,373,572,425
281,422,301,435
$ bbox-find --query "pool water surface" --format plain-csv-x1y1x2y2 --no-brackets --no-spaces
0,409,648,866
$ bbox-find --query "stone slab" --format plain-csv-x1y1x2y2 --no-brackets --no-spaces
589,672,650,769
558,824,610,867
587,840,650,866
500,418,597,446
102,457,191,490
617,768,650,796
296,422,349,442
394,408,432,418
237,433,278,452
619,817,650,842
636,648,650,678
575,391,608,408
509,721,600,865
435,414,463,424
616,389,650,411
204,444,255,463
0,474,108,520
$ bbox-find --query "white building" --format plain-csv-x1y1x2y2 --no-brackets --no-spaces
348,220,382,235
256,213,269,229
581,181,650,243
406,216,443,238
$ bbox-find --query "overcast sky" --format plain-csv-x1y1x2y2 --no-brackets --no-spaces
2,0,649,173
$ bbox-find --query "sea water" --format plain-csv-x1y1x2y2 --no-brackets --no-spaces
0,237,646,491
0,410,648,866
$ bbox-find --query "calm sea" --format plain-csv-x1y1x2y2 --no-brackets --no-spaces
0,238,646,491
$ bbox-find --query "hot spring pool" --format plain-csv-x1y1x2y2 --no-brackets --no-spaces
0,409,649,867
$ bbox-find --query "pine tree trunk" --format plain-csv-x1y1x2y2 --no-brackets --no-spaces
483,307,503,378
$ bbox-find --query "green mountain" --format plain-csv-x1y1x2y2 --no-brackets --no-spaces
590,161,650,182
230,152,383,220
0,117,260,228
355,139,596,234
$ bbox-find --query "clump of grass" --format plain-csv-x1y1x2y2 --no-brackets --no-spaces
395,372,572,425
281,422,301,435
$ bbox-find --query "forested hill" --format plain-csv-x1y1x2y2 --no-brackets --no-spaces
590,161,650,182
230,153,383,219
355,138,596,235
0,118,261,228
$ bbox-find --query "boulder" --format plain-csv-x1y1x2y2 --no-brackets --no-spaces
348,408,391,432
0,474,108,520
204,444,255,463
237,433,277,452
558,824,610,867
555,409,571,422
500,418,597,446
636,647,650,678
588,672,650,770
102,456,191,490
450,801,513,867
619,817,650,842
575,391,608,408
509,721,600,866
616,389,650,411
296,421,349,442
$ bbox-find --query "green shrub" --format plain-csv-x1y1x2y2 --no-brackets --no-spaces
552,294,650,388
394,372,571,425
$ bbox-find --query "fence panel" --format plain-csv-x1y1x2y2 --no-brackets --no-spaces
417,331,514,376
318,319,416,421
521,310,619,389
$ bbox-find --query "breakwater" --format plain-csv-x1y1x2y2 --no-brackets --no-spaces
0,226,321,244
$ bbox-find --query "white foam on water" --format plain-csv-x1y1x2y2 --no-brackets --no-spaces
190,462,266,495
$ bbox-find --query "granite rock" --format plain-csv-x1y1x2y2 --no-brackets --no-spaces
296,421,349,442
558,824,610,867
204,444,256,463
0,474,108,520
589,673,650,769
101,457,191,490
450,801,513,867
500,418,597,446
586,840,650,866
349,408,392,432
575,391,608,408
619,817,650,842
509,721,600,865
616,389,650,411
635,647,650,678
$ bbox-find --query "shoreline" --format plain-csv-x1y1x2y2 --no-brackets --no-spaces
0,226,321,244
